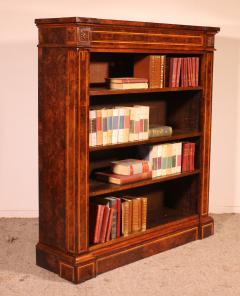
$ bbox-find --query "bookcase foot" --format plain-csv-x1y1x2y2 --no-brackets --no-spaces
36,243,96,284
199,216,214,239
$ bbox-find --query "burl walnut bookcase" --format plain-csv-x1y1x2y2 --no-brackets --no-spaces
35,17,219,284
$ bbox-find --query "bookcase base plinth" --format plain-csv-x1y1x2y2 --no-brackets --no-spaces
36,217,214,284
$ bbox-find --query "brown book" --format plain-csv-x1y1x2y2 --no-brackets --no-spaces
116,198,121,237
134,55,165,88
95,170,152,185
105,208,114,242
141,197,148,231
99,206,110,243
169,58,179,87
121,199,130,236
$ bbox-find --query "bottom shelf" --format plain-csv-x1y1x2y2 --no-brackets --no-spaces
90,212,198,250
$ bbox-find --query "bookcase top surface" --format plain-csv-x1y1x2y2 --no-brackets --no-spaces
35,16,220,33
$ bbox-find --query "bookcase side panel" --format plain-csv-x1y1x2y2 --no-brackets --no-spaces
76,49,90,253
199,51,214,219
38,47,68,251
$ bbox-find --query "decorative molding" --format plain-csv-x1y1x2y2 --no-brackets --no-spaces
77,27,91,47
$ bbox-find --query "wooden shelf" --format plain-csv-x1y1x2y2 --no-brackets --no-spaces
90,86,203,96
90,213,198,250
90,130,201,152
90,170,200,197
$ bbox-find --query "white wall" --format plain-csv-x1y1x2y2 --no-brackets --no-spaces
0,0,239,217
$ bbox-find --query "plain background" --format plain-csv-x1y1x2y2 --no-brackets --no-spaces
0,0,239,217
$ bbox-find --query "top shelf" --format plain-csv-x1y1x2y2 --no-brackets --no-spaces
90,86,203,96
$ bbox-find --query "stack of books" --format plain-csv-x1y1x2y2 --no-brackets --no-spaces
90,195,148,244
139,143,183,178
89,106,150,147
95,159,152,185
182,142,196,172
169,57,199,87
134,55,166,88
106,77,148,90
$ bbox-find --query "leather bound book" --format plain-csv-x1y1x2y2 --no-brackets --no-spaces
134,55,165,88
99,206,110,243
90,204,105,244
95,170,152,185
105,197,118,239
116,198,121,237
105,208,114,242
141,197,148,231
169,58,178,87
121,199,130,236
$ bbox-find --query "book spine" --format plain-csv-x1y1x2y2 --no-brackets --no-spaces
149,126,172,138
182,143,189,172
152,145,158,178
159,55,166,88
176,58,182,87
107,109,113,145
102,109,108,146
118,108,125,143
89,110,97,147
143,106,150,140
99,206,110,243
177,142,182,173
122,201,129,236
129,107,135,142
116,198,121,238
106,208,114,242
124,107,130,143
109,82,148,89
141,197,147,231
195,57,199,86
157,144,162,177
161,144,168,176
132,198,139,233
110,199,118,240
149,55,161,88
134,106,141,141
96,109,103,146
112,108,119,144
128,200,133,234
94,205,105,244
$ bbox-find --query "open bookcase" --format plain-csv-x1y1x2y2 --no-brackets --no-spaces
35,17,219,284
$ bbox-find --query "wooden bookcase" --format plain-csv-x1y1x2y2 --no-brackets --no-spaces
35,17,219,284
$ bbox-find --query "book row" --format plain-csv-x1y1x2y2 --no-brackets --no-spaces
89,105,150,147
94,142,196,185
169,57,199,88
90,196,147,244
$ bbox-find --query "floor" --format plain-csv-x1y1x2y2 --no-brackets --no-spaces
0,214,240,296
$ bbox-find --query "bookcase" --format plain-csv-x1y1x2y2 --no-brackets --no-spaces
35,17,219,284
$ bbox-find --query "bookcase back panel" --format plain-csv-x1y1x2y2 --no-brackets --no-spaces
90,91,200,132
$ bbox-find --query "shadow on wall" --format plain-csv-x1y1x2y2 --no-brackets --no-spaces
210,35,240,213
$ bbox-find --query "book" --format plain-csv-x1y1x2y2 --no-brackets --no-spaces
107,108,113,145
102,109,108,145
105,208,114,242
141,197,148,231
91,204,105,244
96,109,103,146
134,55,166,88
121,198,130,236
109,82,148,90
149,126,173,138
95,170,152,185
182,142,195,172
99,206,110,243
110,159,151,176
89,110,97,147
105,197,118,240
106,77,148,84
112,108,119,144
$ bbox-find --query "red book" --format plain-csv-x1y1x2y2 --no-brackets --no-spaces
93,205,105,244
176,58,182,87
105,208,114,242
190,143,196,171
99,206,110,243
181,58,188,87
187,58,192,87
182,143,190,172
95,170,152,185
169,58,178,87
